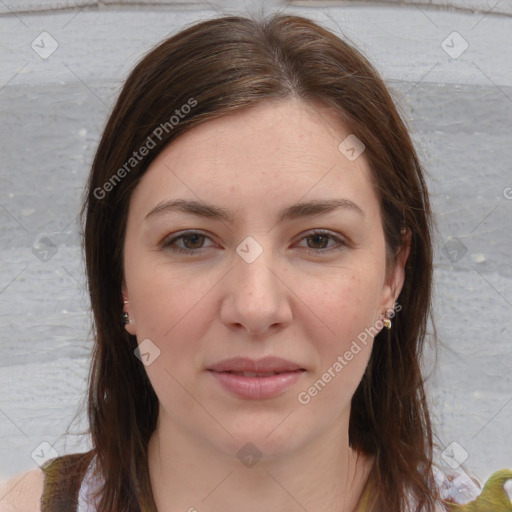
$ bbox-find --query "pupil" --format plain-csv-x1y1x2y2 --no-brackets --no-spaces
185,234,203,249
310,234,328,249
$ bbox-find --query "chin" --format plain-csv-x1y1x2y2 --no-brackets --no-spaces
211,417,310,459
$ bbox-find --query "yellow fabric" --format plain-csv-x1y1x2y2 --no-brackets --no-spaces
445,469,512,512
354,468,512,511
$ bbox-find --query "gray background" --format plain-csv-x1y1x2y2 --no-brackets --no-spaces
1,0,511,492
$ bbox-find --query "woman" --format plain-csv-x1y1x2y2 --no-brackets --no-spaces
1,12,510,512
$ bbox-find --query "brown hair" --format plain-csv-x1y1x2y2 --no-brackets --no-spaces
77,12,440,512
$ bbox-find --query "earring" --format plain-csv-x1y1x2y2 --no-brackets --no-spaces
122,312,130,325
383,317,392,329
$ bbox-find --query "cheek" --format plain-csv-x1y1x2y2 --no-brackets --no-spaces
302,268,383,346
293,273,379,417
293,260,384,396
126,265,217,402
125,244,210,332
125,257,220,371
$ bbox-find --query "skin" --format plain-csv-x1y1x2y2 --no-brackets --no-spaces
122,98,409,512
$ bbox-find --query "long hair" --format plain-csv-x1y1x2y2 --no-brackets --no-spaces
79,12,439,512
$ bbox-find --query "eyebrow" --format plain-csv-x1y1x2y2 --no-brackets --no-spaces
145,198,365,223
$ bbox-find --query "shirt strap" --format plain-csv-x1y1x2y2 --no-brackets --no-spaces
40,450,95,512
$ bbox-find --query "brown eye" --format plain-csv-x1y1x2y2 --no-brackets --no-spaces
306,233,330,250
297,230,347,256
180,233,206,250
162,231,215,255
161,229,348,257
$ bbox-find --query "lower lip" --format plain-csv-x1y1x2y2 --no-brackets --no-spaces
208,370,304,399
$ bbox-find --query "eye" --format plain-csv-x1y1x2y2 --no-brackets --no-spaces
296,230,348,256
161,231,217,255
160,229,348,256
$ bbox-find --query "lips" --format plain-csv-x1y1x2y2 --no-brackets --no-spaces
207,356,304,374
207,357,305,399
228,371,282,377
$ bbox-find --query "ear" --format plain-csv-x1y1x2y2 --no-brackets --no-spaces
379,229,411,313
122,282,137,336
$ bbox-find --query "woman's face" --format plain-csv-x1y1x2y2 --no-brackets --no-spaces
122,99,407,459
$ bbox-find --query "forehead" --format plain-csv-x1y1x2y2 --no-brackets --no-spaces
159,99,350,171
128,99,381,224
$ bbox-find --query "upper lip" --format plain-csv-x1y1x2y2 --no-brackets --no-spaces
207,356,305,373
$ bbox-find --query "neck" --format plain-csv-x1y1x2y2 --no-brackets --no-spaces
147,410,374,512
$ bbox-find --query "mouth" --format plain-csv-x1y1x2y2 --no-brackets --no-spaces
219,370,296,377
206,357,306,399
207,356,305,374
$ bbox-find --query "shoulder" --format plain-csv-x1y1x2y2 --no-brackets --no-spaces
0,450,96,512
0,468,45,512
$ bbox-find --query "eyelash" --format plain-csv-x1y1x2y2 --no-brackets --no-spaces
161,230,348,257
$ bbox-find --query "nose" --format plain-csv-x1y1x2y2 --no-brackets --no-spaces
220,242,292,336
